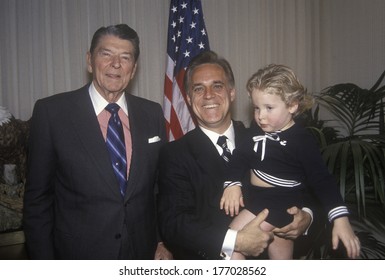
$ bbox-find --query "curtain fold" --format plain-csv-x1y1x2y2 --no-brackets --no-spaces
1,0,384,125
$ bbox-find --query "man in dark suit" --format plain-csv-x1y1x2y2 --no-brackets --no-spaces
23,24,171,260
157,51,312,259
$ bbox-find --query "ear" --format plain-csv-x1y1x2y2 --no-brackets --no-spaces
230,88,236,102
130,62,138,80
186,93,192,106
288,102,299,114
86,52,93,74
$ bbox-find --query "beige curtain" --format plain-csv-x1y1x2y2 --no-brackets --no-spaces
1,0,384,126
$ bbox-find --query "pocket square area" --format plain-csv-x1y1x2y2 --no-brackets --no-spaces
148,136,161,143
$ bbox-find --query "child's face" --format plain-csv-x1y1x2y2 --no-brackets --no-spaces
250,89,298,132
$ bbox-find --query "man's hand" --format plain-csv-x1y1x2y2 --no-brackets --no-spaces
234,209,273,257
273,206,311,239
154,242,173,260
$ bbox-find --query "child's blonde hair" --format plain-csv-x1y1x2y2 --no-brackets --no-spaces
247,64,314,117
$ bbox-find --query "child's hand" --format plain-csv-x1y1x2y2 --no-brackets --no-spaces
332,216,361,259
220,185,244,217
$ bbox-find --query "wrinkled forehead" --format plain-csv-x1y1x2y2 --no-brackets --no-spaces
191,64,228,83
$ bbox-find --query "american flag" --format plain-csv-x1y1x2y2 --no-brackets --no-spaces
163,0,210,141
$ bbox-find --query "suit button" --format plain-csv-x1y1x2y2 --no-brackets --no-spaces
198,250,207,258
115,233,121,239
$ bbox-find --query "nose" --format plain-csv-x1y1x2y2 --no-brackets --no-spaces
111,55,121,68
255,109,264,121
203,87,214,99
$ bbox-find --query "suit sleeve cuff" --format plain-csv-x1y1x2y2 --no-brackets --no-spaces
302,207,313,235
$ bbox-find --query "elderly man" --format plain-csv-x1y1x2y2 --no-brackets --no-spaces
24,24,171,260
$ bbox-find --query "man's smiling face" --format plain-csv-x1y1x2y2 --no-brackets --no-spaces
187,63,235,134
87,34,137,101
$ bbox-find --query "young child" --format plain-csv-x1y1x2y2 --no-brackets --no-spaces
220,64,360,259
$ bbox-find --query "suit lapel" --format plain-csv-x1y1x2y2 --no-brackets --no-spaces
187,123,247,198
188,128,228,182
188,122,246,176
69,85,122,198
123,94,145,200
186,129,230,208
233,120,246,147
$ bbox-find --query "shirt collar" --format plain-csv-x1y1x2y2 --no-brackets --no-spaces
200,121,236,152
88,82,128,115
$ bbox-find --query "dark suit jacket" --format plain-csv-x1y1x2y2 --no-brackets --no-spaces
157,121,246,259
23,84,166,259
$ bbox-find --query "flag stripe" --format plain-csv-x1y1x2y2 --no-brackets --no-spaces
163,0,210,141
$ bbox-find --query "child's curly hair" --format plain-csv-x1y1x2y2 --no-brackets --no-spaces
246,64,314,117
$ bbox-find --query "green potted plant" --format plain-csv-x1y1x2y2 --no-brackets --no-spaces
299,70,385,259
310,70,385,218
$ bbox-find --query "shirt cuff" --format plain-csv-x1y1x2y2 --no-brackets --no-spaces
221,229,237,260
223,181,242,189
301,207,313,235
328,206,349,222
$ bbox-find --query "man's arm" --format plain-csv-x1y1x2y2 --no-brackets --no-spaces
23,100,56,259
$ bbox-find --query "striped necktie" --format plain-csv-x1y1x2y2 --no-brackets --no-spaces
105,103,127,196
217,135,232,162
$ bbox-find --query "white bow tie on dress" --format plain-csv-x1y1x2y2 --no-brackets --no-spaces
252,132,287,161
